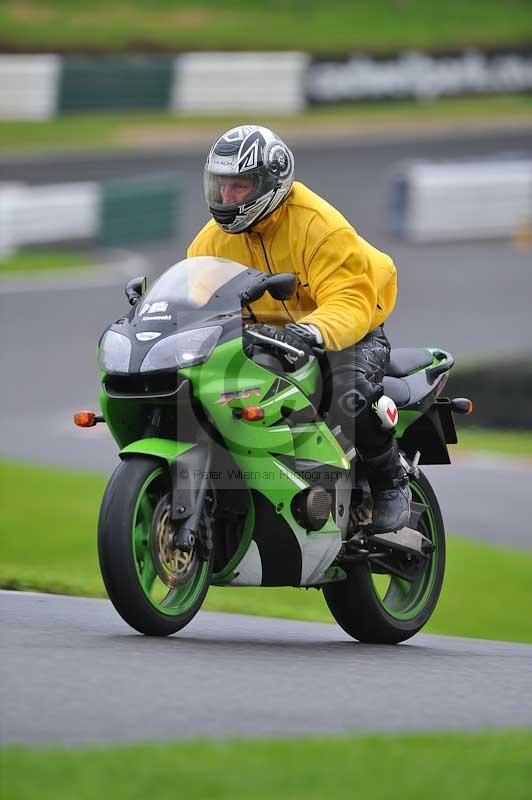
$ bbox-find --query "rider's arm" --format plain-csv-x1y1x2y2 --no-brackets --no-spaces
297,226,379,351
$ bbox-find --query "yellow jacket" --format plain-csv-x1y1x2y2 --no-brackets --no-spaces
187,181,397,351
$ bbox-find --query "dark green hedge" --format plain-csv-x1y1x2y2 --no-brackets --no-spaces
99,175,180,246
59,56,174,112
446,353,532,430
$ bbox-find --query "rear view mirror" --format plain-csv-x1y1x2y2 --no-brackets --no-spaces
266,273,297,301
240,272,297,306
240,276,268,305
125,275,147,306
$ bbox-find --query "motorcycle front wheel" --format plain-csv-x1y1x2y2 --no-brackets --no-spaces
98,456,213,636
323,469,445,644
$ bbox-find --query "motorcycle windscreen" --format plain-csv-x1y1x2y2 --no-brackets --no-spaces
139,256,259,314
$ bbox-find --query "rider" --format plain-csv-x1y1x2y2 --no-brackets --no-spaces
187,124,410,534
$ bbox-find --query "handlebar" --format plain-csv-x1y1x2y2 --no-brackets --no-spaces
245,328,325,360
245,328,306,359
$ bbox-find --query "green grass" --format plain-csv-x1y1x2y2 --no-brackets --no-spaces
0,460,108,597
456,426,532,459
2,730,532,800
0,249,91,275
0,95,531,154
2,457,531,643
1,0,532,53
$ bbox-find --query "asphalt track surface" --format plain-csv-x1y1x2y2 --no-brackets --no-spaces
2,591,532,746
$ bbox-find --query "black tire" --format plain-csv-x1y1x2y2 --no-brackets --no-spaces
98,456,213,636
323,469,445,644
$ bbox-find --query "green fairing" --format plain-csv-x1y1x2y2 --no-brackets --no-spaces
291,423,350,470
186,339,347,465
289,357,321,397
395,410,421,439
185,339,301,457
121,438,195,465
99,379,146,450
185,338,344,548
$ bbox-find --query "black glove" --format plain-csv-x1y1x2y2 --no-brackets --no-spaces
244,323,313,372
284,322,321,348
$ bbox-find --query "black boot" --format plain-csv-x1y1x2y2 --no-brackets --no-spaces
364,440,411,534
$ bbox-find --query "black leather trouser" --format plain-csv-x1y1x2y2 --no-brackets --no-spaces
323,325,393,458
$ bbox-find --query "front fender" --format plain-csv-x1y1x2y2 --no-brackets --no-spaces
120,438,196,466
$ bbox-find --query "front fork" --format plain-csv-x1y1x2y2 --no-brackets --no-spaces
169,445,214,558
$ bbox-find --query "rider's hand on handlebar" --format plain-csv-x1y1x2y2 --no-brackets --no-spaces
284,322,323,350
284,323,325,359
244,323,315,371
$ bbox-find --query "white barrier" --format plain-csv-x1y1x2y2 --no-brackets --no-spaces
0,176,180,259
2,50,532,119
0,182,100,257
0,184,24,257
172,52,309,114
391,159,532,242
0,55,60,120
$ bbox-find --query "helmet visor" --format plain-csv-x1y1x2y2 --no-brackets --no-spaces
204,168,278,213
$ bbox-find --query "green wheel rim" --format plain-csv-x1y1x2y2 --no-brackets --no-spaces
132,467,209,617
369,480,440,620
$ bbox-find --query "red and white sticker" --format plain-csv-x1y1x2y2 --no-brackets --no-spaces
373,395,398,430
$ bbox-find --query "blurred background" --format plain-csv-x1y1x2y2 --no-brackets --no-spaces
1,1,532,783
1,1,531,467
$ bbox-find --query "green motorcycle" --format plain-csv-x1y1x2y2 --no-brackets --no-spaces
92,257,471,642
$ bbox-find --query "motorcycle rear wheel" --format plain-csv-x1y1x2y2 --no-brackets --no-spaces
323,469,445,644
98,456,213,636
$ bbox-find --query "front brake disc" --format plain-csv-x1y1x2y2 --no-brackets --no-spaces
150,494,197,588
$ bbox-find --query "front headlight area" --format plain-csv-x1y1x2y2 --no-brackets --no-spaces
98,330,132,374
140,326,223,373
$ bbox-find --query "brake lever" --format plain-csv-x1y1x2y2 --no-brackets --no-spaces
245,329,306,358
